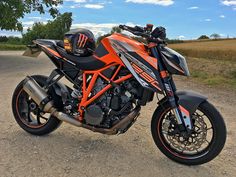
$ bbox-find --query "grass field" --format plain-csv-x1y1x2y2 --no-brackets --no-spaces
169,39,236,61
0,43,26,51
169,39,236,89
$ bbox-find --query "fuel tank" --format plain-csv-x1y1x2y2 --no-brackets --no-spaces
97,33,163,92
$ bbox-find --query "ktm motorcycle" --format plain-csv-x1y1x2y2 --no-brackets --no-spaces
12,24,226,165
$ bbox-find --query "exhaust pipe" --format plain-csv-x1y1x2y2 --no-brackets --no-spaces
82,106,140,135
22,76,140,135
53,111,82,127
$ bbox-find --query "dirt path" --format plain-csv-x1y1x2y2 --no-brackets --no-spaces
0,51,235,177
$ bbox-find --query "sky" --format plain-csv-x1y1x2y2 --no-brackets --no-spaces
0,0,236,40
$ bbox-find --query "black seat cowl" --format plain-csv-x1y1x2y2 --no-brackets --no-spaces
56,46,106,71
35,39,62,47
56,40,64,48
35,39,65,49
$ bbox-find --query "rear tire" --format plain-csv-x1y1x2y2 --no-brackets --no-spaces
12,75,63,136
151,100,226,165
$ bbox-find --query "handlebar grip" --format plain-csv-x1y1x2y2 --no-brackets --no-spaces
119,25,125,30
119,24,136,31
134,26,144,32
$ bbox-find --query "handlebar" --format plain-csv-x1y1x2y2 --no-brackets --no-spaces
119,25,144,33
119,25,166,45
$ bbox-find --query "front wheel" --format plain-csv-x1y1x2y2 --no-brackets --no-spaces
151,100,226,165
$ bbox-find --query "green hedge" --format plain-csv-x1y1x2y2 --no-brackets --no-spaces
0,43,26,51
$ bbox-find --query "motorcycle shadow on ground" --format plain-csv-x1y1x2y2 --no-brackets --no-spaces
4,125,217,177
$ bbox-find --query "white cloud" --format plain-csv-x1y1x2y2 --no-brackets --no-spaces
71,23,118,36
71,22,136,37
220,33,226,37
219,15,225,18
221,0,236,10
67,1,110,9
177,35,185,40
22,21,35,26
70,4,81,8
22,21,47,26
205,19,211,22
188,6,199,10
23,26,30,30
64,0,87,2
84,4,104,9
125,0,174,6
27,17,42,20
221,0,236,6
21,20,47,32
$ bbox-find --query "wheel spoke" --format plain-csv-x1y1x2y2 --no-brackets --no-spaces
207,127,212,131
36,110,41,125
27,104,32,122
162,131,168,135
40,116,49,121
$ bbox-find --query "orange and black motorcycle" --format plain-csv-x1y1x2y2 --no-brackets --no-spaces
12,24,226,165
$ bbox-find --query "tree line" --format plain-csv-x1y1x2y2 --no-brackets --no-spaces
22,12,72,44
0,36,23,44
0,12,72,45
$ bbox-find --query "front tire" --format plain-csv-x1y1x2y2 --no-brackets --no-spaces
151,100,226,165
12,75,63,136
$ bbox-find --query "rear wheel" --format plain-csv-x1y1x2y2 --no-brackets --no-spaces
151,101,226,165
12,75,63,136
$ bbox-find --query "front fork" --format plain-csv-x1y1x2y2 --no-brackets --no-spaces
150,46,192,132
164,78,193,131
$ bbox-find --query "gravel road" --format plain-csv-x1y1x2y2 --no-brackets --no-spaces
0,51,235,177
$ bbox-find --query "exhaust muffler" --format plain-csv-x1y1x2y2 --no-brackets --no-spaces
23,76,55,113
23,76,83,126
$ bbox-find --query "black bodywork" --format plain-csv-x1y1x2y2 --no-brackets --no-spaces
158,46,190,76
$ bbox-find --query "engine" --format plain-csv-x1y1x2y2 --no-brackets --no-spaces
65,76,154,128
84,78,136,128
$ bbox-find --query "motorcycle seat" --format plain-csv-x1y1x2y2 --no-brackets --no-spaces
35,39,105,71
56,46,106,71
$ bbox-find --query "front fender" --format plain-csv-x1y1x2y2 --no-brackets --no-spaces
159,90,207,115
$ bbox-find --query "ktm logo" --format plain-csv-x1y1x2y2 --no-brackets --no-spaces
132,63,161,91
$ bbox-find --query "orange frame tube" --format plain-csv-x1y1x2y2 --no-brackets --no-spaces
78,63,132,121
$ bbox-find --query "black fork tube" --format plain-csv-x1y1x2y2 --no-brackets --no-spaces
150,47,176,102
150,46,186,129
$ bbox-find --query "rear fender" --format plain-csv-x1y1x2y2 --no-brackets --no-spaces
22,44,42,58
